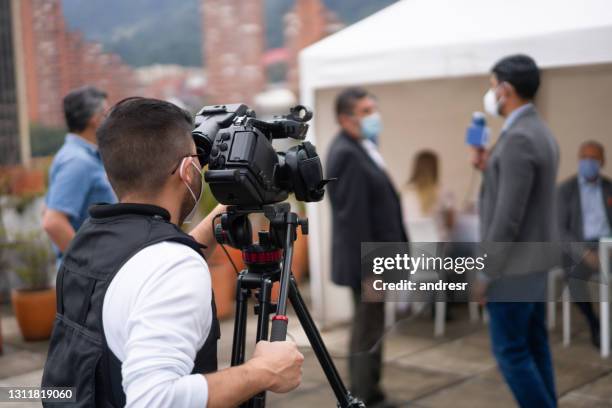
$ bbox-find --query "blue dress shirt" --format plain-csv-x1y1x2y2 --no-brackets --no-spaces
45,133,117,260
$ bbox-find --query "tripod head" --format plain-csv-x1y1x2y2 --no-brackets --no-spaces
214,203,308,259
215,202,307,343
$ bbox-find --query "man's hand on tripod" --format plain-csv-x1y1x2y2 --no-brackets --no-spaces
203,340,303,407
249,340,304,393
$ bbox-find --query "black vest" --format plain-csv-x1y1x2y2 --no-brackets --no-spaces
42,204,220,407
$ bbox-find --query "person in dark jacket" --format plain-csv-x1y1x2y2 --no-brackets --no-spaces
558,141,612,348
326,87,408,408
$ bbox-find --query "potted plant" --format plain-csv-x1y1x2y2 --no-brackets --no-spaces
10,234,56,341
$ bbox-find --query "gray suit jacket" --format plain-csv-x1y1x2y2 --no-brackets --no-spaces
479,105,559,282
480,105,559,241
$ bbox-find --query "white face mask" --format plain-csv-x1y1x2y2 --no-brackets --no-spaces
180,159,204,224
483,88,502,117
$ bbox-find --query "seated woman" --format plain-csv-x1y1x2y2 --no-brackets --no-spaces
399,150,456,316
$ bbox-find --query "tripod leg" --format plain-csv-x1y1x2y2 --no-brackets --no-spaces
256,277,274,341
231,274,249,366
289,278,363,408
269,217,297,342
240,276,275,408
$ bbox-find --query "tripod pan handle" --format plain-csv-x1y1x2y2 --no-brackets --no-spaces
270,315,288,341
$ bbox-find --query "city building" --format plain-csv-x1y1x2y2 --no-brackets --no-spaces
0,0,30,166
19,0,138,128
136,64,207,112
202,0,265,105
284,0,342,93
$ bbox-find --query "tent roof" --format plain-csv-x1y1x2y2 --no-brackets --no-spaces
299,0,612,91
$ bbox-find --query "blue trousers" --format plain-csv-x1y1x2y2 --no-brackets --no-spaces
487,302,557,408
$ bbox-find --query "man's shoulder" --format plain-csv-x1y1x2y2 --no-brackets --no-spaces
111,241,209,299
509,109,553,140
506,112,558,160
328,133,359,160
558,175,578,194
133,241,206,268
52,143,99,172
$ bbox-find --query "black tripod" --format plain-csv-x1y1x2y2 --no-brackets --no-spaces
214,203,364,408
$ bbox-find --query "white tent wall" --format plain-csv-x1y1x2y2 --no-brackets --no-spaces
305,63,612,327
300,0,612,326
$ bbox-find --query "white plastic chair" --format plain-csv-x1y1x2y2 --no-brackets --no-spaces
547,267,572,347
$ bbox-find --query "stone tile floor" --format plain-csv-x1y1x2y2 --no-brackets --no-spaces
1,301,612,407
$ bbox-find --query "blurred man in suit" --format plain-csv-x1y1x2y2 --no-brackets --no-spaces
327,88,408,408
558,141,612,348
475,55,559,408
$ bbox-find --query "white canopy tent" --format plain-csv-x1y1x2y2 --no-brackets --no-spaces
300,0,612,90
299,0,612,326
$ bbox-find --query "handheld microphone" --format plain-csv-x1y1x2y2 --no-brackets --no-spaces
465,112,490,148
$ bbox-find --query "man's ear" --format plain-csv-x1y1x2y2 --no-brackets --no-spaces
501,82,516,101
178,158,192,184
89,110,105,130
338,113,355,129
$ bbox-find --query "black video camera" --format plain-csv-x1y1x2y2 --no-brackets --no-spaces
192,104,331,206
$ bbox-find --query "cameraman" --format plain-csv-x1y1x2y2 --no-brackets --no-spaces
42,98,303,407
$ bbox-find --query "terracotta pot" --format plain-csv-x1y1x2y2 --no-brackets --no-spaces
291,229,309,281
11,287,56,341
0,166,45,195
208,246,244,320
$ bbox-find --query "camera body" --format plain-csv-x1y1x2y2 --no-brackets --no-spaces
192,104,330,207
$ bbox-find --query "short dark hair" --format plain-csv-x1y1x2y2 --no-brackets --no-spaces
335,87,370,117
492,54,540,100
580,140,605,155
97,97,194,198
63,86,107,132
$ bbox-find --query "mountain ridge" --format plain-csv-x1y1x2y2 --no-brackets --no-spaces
61,0,397,67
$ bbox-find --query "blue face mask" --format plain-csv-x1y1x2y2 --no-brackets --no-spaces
360,113,382,145
579,158,601,181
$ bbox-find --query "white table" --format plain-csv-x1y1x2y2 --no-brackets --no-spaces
600,237,612,358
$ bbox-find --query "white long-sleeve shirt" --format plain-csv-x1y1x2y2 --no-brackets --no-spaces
102,241,213,407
